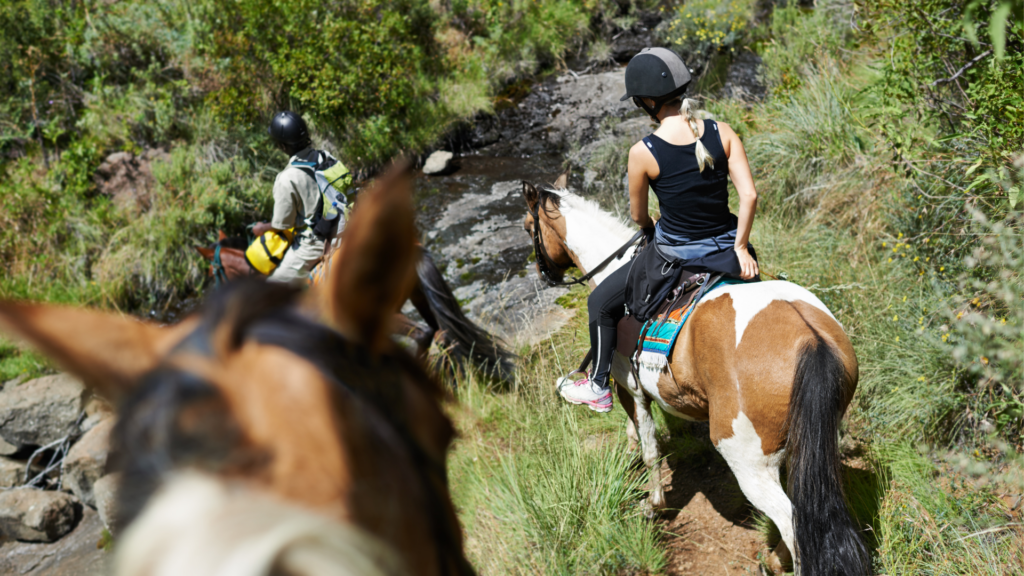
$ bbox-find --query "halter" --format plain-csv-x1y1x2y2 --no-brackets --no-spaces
527,192,645,288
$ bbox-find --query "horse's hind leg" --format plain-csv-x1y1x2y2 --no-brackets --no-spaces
715,413,796,574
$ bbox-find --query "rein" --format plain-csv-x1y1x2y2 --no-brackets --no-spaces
528,201,643,288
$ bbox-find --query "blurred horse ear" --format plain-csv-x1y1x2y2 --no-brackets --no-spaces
195,246,215,261
522,181,540,212
217,230,227,242
321,163,418,354
553,172,568,189
0,302,197,402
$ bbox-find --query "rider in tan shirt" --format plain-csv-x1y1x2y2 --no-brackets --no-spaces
253,111,330,284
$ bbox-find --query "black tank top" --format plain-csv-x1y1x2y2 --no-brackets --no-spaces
643,119,736,243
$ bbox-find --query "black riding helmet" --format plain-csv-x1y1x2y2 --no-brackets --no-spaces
268,111,312,154
620,48,692,120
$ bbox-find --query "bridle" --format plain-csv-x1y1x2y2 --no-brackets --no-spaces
526,189,644,288
140,282,475,576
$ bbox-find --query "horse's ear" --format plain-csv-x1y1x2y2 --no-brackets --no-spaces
522,181,540,212
320,163,418,354
0,302,196,402
217,230,227,242
195,246,215,261
553,171,568,190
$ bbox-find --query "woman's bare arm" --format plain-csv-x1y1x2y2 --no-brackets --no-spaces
627,142,657,229
719,122,759,279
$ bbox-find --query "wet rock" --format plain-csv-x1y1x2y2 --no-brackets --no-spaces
0,374,87,450
92,473,119,531
610,12,664,62
63,419,114,508
423,150,455,175
0,456,23,488
0,506,108,575
721,49,766,101
0,488,80,542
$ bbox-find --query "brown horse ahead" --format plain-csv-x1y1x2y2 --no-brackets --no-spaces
522,182,870,576
196,228,514,382
0,169,474,576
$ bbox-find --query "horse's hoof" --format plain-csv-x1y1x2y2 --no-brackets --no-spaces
766,541,792,575
640,498,656,519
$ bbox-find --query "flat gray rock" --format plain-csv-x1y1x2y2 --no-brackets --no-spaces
0,506,108,575
0,488,80,543
92,473,119,532
62,419,113,508
0,374,87,449
0,456,24,488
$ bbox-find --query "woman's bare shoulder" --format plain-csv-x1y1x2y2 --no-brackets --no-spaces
715,121,740,140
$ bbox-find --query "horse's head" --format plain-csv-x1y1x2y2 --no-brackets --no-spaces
521,181,576,284
195,231,252,282
0,168,472,576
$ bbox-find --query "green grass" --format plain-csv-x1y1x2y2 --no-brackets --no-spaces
446,286,666,575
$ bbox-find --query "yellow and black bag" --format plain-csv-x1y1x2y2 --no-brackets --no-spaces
245,228,295,275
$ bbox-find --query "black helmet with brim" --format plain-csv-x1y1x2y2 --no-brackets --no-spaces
620,48,692,119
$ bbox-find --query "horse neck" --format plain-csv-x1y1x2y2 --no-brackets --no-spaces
557,195,635,285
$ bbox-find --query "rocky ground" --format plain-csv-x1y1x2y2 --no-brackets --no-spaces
0,374,116,575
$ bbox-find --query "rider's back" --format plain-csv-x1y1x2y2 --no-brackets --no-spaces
645,119,735,243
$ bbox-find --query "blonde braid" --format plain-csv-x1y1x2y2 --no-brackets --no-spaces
681,98,713,173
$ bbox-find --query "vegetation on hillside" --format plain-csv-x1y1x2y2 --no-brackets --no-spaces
0,0,1020,573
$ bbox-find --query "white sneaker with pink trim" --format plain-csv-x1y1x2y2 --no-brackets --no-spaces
556,374,613,413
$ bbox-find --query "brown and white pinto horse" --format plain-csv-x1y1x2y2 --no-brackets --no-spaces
522,182,869,576
0,170,474,576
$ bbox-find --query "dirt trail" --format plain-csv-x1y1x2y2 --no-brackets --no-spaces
651,421,768,576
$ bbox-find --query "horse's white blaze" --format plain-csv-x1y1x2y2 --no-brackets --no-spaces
701,280,837,348
716,411,796,564
556,191,635,285
610,353,695,420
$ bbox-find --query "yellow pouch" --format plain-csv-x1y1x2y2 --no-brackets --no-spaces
245,228,295,275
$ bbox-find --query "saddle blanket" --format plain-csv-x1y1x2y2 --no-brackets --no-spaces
637,277,745,372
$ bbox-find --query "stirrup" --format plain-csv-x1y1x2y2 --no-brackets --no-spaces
558,368,589,386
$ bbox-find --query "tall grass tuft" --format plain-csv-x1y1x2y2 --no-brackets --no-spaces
446,287,665,575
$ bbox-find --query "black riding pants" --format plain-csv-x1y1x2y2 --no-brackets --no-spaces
587,263,631,388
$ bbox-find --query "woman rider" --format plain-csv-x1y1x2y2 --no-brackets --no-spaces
559,47,760,413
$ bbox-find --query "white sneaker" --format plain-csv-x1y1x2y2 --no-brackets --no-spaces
556,374,613,413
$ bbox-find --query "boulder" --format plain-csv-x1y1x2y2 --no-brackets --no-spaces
92,473,119,532
0,488,80,542
422,150,455,175
0,456,23,488
62,419,114,508
0,374,87,450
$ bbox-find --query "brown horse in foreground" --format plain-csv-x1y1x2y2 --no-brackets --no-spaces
522,182,869,576
0,170,474,576
196,228,515,382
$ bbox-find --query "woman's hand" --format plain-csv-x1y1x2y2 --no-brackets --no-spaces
735,245,759,280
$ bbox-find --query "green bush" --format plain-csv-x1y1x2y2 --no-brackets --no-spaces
659,0,755,71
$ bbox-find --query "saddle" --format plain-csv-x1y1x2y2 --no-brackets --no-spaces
616,269,722,364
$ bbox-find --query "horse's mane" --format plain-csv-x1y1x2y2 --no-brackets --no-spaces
541,187,634,242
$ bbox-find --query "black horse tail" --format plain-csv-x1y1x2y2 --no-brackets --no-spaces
786,334,869,576
416,251,516,382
